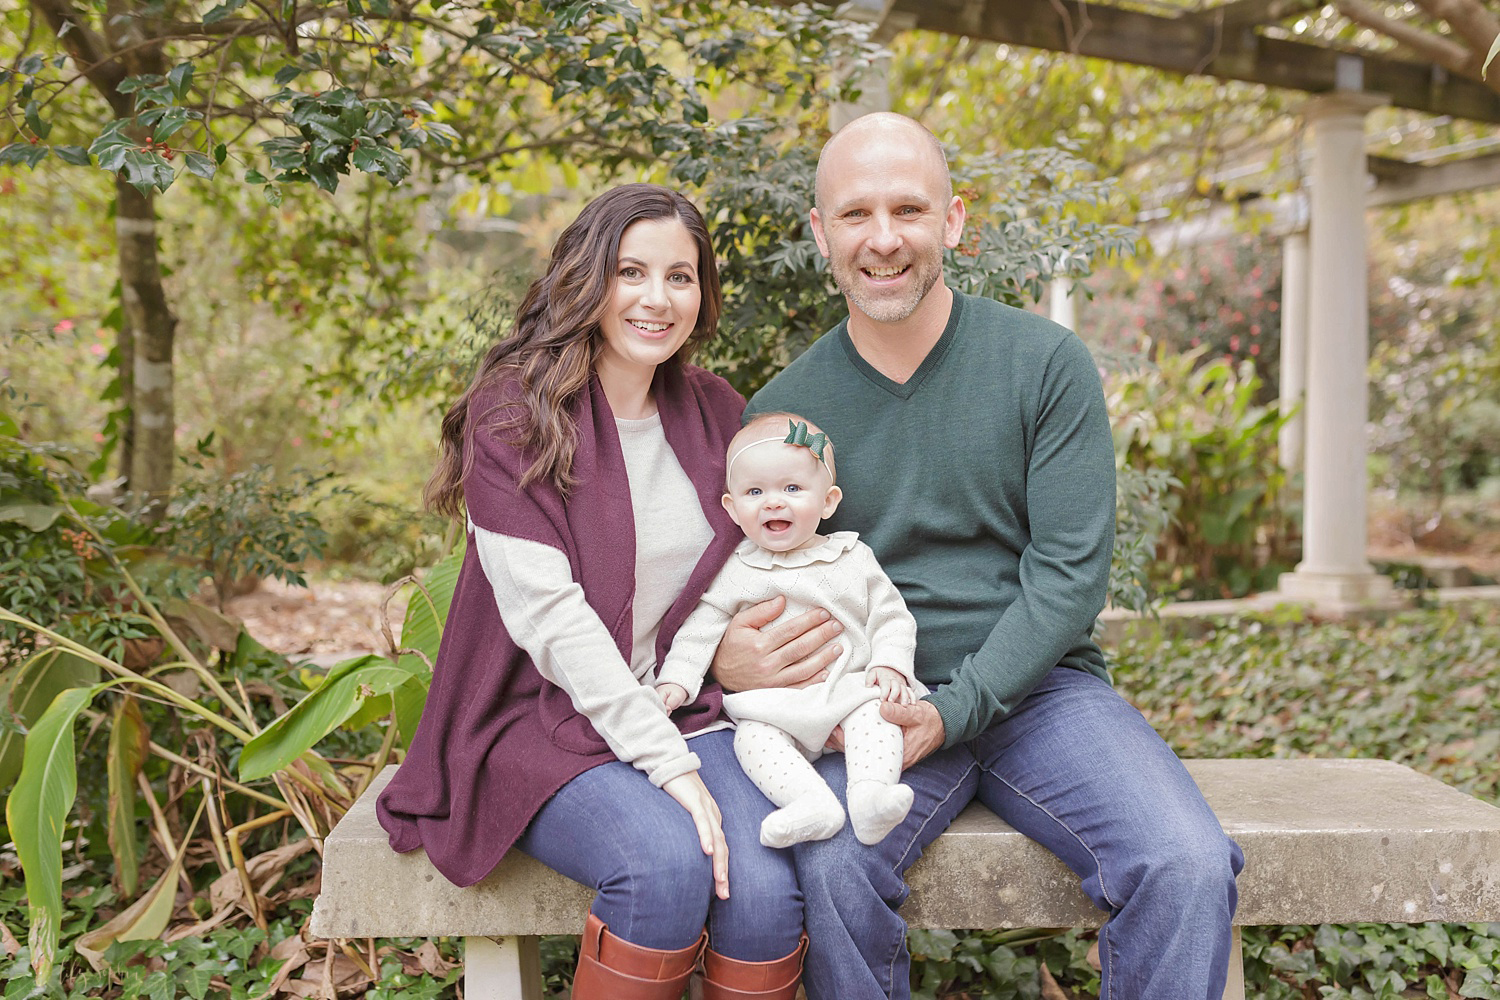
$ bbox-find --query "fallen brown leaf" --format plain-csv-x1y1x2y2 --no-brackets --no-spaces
415,940,457,976
257,935,312,998
0,921,20,958
165,904,239,942
1038,961,1069,1000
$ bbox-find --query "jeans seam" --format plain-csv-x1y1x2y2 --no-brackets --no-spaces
1099,920,1114,1000
881,760,980,998
987,771,1122,912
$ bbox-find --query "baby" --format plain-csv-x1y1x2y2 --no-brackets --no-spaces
655,413,925,848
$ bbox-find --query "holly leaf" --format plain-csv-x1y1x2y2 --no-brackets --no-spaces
167,62,194,99
24,100,50,140
202,0,248,22
0,143,49,168
53,145,92,166
183,151,216,179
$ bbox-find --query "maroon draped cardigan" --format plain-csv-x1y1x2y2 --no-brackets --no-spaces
377,362,746,886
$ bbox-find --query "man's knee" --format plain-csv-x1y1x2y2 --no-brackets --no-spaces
791,825,900,908
1116,822,1242,907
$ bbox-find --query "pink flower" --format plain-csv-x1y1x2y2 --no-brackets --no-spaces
90,343,107,357
54,319,74,333
1230,336,1240,351
1250,344,1261,356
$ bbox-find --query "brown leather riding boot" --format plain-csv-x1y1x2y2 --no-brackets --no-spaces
699,933,809,1000
570,912,706,1000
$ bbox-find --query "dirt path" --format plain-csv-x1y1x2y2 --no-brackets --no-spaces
225,519,1498,667
225,575,408,665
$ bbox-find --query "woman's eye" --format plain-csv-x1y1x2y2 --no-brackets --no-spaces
619,266,641,279
669,272,694,284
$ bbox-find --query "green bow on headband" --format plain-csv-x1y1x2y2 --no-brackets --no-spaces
784,420,828,462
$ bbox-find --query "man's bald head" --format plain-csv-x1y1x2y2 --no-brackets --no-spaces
814,113,953,214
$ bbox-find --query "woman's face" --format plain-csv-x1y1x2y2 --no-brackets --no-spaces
596,216,702,390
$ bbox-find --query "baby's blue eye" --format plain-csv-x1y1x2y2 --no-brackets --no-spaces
748,488,762,496
786,484,801,492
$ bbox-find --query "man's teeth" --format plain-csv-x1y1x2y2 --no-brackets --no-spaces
865,266,905,278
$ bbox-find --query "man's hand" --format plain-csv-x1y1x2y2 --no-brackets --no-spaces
880,700,946,770
657,682,689,713
868,666,915,704
711,596,843,692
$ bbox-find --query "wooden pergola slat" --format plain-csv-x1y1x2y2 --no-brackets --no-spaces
892,0,1500,123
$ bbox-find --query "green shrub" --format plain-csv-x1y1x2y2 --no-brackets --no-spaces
164,442,347,607
1109,349,1296,600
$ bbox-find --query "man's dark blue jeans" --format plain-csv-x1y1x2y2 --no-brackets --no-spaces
794,666,1245,1000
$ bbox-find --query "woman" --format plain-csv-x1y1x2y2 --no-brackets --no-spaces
377,184,806,1000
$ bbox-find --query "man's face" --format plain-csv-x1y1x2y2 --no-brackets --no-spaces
811,133,965,326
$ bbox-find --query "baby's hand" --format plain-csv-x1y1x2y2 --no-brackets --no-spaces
869,666,915,705
657,682,689,713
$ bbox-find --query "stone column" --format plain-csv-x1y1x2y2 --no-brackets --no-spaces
828,1,913,130
1277,93,1396,610
1050,277,1077,331
1278,225,1309,471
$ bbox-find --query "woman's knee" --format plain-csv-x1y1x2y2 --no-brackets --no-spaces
594,831,714,942
710,851,804,961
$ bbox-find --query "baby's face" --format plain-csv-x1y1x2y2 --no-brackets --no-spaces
721,442,840,552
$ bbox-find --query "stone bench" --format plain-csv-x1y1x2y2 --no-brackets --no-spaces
310,759,1500,1000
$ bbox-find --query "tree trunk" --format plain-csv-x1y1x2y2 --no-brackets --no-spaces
115,312,136,490
115,176,176,521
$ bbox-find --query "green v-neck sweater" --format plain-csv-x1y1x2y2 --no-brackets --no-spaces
747,291,1114,748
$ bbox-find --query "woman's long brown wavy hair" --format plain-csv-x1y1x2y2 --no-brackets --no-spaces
424,184,723,518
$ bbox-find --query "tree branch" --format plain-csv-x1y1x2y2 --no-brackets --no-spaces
1414,0,1500,62
139,4,354,40
29,0,132,115
1334,0,1477,77
418,131,646,171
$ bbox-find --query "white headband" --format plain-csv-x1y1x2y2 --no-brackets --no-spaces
725,436,833,484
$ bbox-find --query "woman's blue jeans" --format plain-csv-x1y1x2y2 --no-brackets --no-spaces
515,728,804,961
792,666,1245,1000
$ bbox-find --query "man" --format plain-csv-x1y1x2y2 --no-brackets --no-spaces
712,112,1244,1000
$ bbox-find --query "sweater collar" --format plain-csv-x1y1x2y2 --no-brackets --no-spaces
733,530,860,570
837,291,965,400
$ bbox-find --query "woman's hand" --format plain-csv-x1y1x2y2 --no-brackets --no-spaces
661,772,730,900
869,666,916,704
711,596,844,692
